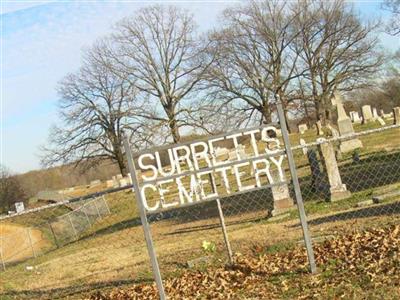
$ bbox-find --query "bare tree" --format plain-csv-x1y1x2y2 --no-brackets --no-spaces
0,165,26,213
41,40,150,175
383,0,400,35
111,5,212,143
295,0,383,125
205,0,304,129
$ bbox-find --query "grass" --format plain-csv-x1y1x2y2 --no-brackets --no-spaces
0,123,399,299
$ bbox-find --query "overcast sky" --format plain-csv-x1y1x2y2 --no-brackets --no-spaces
1,0,399,174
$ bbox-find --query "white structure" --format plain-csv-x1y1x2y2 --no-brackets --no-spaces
361,105,373,123
372,107,379,119
15,202,25,213
298,124,308,134
349,111,361,123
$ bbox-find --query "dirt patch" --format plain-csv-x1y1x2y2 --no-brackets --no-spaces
0,223,49,263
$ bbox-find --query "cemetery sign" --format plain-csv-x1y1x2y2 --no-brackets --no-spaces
135,125,286,213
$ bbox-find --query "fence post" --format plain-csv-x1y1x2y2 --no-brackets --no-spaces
102,195,111,214
209,173,233,264
276,100,317,274
48,222,59,248
93,198,102,219
67,213,78,241
0,243,6,271
82,205,92,227
123,135,166,300
26,228,37,258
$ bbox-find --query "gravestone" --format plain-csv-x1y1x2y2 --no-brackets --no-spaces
332,92,362,153
350,111,361,123
106,180,115,188
270,170,294,216
316,120,324,136
119,178,129,187
317,139,351,201
394,107,400,125
372,107,379,119
298,124,308,134
228,145,246,160
383,113,392,119
306,148,326,193
361,105,373,123
299,138,308,155
327,124,340,138
15,202,25,213
377,117,386,126
214,147,229,158
127,173,133,185
90,180,101,187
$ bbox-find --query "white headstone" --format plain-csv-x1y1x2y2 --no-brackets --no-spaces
361,105,373,123
394,107,400,125
15,202,25,213
332,92,362,152
316,120,324,136
127,173,133,185
90,180,101,187
372,107,379,119
119,178,129,187
377,117,386,126
298,124,308,134
327,124,340,138
350,111,361,123
106,180,115,188
215,147,229,157
299,138,308,156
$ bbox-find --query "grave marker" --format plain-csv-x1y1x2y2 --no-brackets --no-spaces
394,107,400,125
332,92,362,153
298,124,308,134
317,139,351,201
362,105,373,123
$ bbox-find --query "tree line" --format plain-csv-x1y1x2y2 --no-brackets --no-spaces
40,0,400,176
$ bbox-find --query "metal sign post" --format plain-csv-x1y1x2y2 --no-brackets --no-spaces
123,136,166,300
209,173,233,264
276,101,317,274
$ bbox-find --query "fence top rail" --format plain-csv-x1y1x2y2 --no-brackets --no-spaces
1,123,398,221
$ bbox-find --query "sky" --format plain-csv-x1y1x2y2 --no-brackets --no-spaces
1,0,399,174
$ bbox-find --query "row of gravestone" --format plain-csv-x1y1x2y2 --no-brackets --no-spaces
349,105,397,125
298,93,400,144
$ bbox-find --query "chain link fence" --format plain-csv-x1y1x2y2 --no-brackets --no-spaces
0,122,399,299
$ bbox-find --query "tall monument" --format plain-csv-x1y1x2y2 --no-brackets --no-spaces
332,92,363,153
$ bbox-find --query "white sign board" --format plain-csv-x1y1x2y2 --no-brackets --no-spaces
134,125,286,213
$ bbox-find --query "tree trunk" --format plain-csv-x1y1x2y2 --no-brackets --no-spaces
261,105,272,124
169,117,181,143
315,100,326,125
114,143,127,176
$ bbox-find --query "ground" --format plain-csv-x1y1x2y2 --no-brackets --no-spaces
0,223,49,263
86,225,400,300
